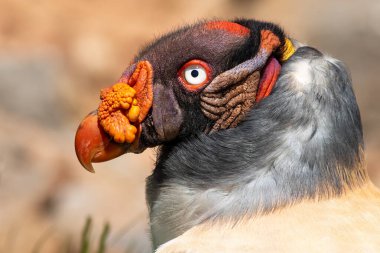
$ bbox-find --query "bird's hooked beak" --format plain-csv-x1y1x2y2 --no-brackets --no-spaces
75,61,153,172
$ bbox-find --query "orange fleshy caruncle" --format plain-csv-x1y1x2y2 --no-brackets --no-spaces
97,61,153,144
127,61,154,123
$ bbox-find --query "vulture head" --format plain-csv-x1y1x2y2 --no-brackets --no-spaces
75,19,295,172
75,19,367,248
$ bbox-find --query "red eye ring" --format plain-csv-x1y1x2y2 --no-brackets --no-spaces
178,59,212,92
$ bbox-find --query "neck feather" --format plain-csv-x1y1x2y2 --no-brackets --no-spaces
151,45,368,223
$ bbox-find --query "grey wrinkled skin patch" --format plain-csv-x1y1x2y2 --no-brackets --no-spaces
152,82,183,142
147,46,367,249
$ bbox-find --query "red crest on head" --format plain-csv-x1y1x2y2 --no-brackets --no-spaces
204,21,250,37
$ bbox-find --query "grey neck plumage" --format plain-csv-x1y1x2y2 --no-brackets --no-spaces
147,45,368,249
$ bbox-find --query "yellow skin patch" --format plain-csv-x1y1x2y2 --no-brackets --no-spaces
280,38,296,62
98,83,141,143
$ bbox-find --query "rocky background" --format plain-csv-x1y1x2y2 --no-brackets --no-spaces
0,0,379,252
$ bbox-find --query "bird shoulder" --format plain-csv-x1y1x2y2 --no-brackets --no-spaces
156,182,380,253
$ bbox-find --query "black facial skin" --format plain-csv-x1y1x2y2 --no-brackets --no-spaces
132,19,286,148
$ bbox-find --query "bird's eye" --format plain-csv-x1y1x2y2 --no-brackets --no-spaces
178,60,212,91
184,66,207,85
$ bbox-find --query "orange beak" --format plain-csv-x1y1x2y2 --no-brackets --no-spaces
74,61,153,172
75,111,130,172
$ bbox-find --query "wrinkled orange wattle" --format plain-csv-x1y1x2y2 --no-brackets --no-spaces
74,61,153,172
98,61,153,144
98,83,140,143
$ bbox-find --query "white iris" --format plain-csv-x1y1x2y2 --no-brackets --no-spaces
184,65,207,85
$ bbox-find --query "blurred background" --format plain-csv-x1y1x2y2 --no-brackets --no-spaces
0,0,379,252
